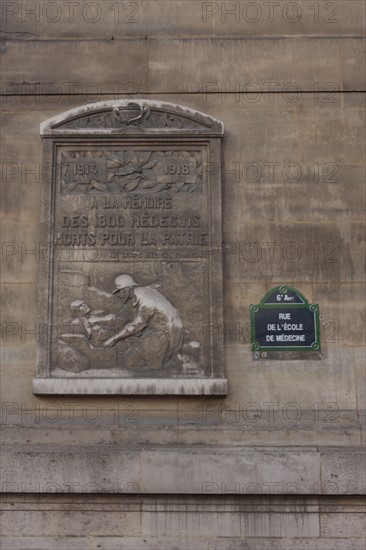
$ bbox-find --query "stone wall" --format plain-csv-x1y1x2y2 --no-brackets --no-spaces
1,495,365,549
1,1,365,548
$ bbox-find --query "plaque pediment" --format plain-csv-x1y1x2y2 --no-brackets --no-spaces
40,100,224,136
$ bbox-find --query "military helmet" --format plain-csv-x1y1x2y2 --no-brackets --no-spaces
113,274,138,293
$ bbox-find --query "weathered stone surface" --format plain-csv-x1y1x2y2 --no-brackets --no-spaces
8,446,366,495
0,538,90,550
321,450,366,494
223,345,357,409
354,348,366,410
224,165,365,224
0,223,40,283
2,535,366,550
320,512,366,538
1,1,364,39
1,510,141,537
0,358,36,404
175,425,361,448
224,223,365,282
1,447,141,493
1,38,364,93
1,422,362,448
340,38,366,90
141,509,320,538
0,284,37,334
1,495,365,549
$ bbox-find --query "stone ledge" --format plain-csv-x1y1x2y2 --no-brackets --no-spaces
32,378,228,396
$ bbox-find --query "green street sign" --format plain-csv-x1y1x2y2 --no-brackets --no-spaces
250,285,320,352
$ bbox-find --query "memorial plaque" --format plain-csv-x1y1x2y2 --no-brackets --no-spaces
250,285,320,356
32,100,226,395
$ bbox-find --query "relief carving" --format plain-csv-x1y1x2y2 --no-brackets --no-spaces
112,103,151,126
61,150,203,194
57,274,202,375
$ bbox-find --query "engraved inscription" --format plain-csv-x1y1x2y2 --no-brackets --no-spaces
56,148,207,254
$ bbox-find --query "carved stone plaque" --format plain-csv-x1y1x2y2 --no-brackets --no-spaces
32,100,226,395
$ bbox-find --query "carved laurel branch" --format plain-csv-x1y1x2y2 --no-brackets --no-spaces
61,150,203,193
